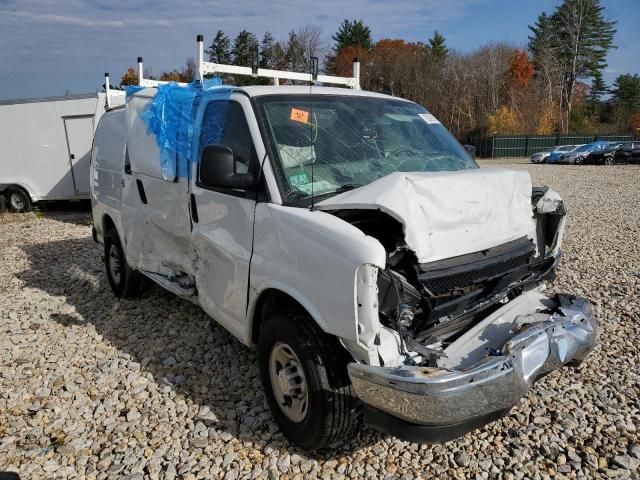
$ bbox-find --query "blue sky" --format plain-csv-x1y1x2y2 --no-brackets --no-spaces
0,0,638,100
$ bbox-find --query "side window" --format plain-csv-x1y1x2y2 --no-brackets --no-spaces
200,101,257,175
221,103,257,174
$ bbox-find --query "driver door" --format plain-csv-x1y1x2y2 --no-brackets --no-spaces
190,96,262,339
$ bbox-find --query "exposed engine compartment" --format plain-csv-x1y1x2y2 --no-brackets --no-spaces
327,186,566,365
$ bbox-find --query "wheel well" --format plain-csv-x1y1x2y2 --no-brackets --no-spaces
5,184,30,199
251,289,311,345
102,214,116,236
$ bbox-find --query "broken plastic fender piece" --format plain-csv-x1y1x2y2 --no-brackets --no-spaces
536,188,564,214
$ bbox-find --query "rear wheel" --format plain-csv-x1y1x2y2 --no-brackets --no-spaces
104,228,151,298
574,156,584,165
604,155,615,166
258,310,360,450
6,186,31,213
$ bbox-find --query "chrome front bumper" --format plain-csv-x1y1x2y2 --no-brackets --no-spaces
348,292,596,439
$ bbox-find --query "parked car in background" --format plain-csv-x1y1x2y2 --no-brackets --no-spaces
529,147,553,163
531,145,580,164
546,145,582,163
558,141,610,164
585,141,640,165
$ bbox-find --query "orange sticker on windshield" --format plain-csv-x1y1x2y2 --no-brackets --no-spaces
290,108,309,123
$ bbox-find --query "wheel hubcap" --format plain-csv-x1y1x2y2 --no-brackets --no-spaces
269,342,308,423
10,192,25,210
108,244,122,284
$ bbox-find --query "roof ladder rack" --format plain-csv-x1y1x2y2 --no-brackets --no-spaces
104,72,125,108
137,57,188,88
134,34,361,90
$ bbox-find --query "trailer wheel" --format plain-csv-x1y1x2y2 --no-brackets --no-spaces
258,309,360,450
104,228,151,298
6,186,31,213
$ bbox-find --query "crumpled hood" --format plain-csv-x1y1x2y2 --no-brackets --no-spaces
316,168,536,264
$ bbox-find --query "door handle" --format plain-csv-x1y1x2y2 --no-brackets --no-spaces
70,154,75,160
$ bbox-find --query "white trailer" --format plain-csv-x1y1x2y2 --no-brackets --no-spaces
0,80,124,212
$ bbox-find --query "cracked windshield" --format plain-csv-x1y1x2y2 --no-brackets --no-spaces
258,95,477,201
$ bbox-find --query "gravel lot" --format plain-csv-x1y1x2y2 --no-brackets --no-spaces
1,162,639,479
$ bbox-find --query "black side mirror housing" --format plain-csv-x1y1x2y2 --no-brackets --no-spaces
198,144,255,190
463,144,476,158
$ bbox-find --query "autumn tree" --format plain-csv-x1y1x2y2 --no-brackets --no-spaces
120,68,138,87
158,70,183,82
157,58,198,83
487,106,523,134
334,46,369,79
507,50,534,88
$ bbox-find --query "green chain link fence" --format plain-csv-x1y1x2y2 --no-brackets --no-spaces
467,134,635,158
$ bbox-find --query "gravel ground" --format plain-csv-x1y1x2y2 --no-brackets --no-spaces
1,163,639,479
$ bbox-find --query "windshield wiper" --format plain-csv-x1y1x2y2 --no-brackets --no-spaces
332,183,363,194
287,183,363,203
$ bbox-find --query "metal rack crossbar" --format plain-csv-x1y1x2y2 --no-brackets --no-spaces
134,34,361,90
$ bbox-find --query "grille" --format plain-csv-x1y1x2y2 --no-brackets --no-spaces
419,248,533,295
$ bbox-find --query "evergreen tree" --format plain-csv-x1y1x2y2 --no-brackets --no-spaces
332,19,372,50
587,70,607,114
260,31,275,68
271,42,287,70
427,31,448,62
611,74,640,111
207,30,231,64
286,30,307,73
528,13,557,67
231,29,259,67
528,0,616,132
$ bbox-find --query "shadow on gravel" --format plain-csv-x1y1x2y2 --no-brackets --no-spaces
36,201,92,226
16,236,382,459
0,201,91,226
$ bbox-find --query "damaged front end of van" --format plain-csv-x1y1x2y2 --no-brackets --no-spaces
318,168,597,442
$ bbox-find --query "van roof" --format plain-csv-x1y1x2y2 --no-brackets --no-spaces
130,85,411,102
236,85,409,101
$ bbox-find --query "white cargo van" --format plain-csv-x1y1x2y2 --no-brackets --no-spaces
0,83,124,212
90,40,596,450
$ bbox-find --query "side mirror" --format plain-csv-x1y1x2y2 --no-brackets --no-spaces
463,144,476,158
198,144,255,190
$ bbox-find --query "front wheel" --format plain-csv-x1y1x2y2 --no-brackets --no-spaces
6,186,31,213
104,228,151,298
604,155,615,166
258,311,360,450
574,156,584,165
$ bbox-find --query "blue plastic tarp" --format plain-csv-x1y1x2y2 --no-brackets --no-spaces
137,79,233,179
